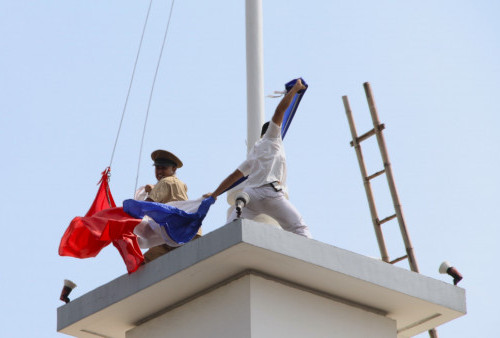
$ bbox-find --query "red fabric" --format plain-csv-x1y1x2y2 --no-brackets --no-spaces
99,207,144,273
59,168,144,273
86,167,116,216
112,233,145,273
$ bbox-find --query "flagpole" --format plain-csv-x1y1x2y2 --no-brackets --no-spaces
245,0,265,152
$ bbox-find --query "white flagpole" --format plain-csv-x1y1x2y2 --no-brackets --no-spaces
245,0,265,152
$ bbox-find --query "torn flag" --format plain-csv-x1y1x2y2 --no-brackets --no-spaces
58,168,144,273
125,197,215,248
59,169,216,274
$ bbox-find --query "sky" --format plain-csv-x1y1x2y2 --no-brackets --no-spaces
1,0,499,337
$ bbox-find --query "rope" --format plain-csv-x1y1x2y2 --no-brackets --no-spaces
134,0,176,194
109,0,155,168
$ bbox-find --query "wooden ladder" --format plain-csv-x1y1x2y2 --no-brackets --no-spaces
342,82,437,338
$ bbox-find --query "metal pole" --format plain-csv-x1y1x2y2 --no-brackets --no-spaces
245,0,265,152
343,95,390,262
362,82,420,273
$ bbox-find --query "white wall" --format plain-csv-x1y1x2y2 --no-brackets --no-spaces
250,274,396,338
126,274,252,338
126,273,396,338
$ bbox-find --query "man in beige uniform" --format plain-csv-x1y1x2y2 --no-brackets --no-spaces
142,149,201,262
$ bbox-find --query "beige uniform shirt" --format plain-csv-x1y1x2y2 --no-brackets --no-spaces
149,176,188,203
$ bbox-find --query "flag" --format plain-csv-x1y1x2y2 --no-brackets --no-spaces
58,168,144,273
85,167,116,216
59,168,216,274
281,77,308,138
125,197,215,248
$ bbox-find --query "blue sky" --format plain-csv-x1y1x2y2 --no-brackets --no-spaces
1,1,498,337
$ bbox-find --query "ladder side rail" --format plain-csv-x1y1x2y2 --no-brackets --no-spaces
342,95,390,262
362,82,420,273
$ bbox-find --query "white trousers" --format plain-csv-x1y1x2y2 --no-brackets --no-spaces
229,185,312,238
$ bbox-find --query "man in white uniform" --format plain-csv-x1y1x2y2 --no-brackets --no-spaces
205,79,311,238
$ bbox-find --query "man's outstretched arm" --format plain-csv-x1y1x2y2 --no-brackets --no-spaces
271,78,306,126
204,169,244,201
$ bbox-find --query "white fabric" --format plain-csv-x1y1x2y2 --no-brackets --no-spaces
266,90,286,98
229,185,311,238
226,187,281,227
134,216,178,248
238,121,287,191
134,186,149,201
133,197,205,249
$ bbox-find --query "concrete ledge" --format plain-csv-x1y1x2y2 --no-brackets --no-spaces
57,219,466,338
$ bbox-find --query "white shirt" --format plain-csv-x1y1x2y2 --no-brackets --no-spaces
238,121,287,190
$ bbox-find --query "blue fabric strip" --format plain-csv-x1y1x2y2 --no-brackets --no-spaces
281,77,308,138
123,197,215,244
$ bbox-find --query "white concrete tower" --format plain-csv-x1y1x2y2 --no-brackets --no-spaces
57,220,466,338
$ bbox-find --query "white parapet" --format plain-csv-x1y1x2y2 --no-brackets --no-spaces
57,219,466,338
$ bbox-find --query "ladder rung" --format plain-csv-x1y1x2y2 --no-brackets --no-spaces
390,255,408,264
378,214,397,225
350,123,385,146
366,169,385,181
